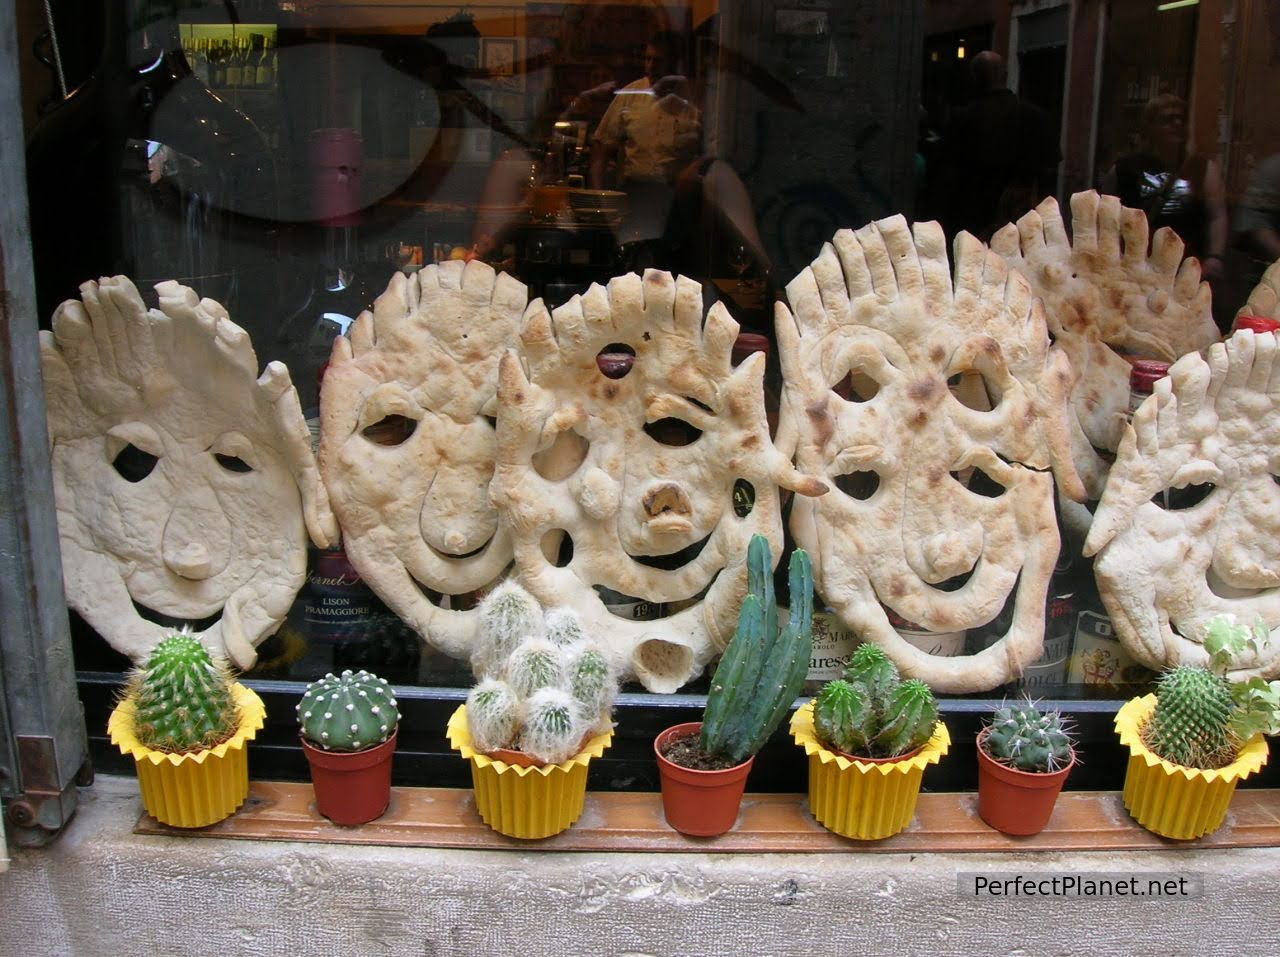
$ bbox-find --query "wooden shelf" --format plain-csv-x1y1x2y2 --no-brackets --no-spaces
134,782,1280,853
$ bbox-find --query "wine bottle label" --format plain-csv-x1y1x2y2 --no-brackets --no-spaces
1067,608,1155,691
303,549,376,642
595,585,663,620
885,607,966,657
807,610,856,683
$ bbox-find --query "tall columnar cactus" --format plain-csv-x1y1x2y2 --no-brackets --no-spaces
127,631,240,753
297,670,400,752
465,598,619,764
474,581,544,678
984,699,1074,772
1145,665,1235,768
813,644,940,759
700,534,813,765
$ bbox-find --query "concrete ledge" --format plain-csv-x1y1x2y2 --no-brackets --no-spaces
3,775,1279,956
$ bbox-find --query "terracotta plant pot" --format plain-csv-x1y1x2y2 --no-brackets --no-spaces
790,700,949,840
1115,694,1269,840
446,704,613,840
108,682,266,828
301,730,398,826
975,728,1074,836
654,722,754,837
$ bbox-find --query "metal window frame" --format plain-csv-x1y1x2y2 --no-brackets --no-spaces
0,0,90,846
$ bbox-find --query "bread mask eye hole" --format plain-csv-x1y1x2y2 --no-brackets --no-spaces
947,371,1001,410
644,418,702,447
832,371,881,403
362,414,418,446
953,466,1006,498
835,470,880,501
214,453,253,474
1150,483,1215,510
112,443,159,483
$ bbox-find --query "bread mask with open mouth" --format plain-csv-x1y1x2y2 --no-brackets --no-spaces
319,260,525,659
40,276,336,668
778,216,1082,692
1084,294,1280,679
492,269,826,692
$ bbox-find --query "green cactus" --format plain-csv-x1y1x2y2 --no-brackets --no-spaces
699,534,813,765
466,677,522,752
813,646,940,759
127,631,240,753
544,609,587,647
474,581,544,678
983,699,1074,773
506,638,565,699
519,687,585,764
566,643,613,720
814,679,870,755
297,670,399,752
1145,665,1236,768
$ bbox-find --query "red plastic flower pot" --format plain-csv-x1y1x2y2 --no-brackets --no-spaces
976,729,1074,836
301,729,397,826
654,722,753,837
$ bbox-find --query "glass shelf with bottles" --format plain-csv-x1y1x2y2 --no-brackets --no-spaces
180,23,278,94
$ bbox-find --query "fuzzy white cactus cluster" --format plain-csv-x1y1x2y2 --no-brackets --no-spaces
465,581,617,764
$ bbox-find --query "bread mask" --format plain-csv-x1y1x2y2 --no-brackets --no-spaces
319,260,524,659
40,276,336,667
492,269,826,692
778,216,1082,692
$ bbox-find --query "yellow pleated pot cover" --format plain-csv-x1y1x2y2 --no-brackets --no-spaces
447,704,613,840
790,700,949,840
1115,694,1269,840
109,682,265,828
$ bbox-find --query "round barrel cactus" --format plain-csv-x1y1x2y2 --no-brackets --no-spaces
984,700,1074,772
128,630,240,753
1146,665,1235,768
298,670,399,752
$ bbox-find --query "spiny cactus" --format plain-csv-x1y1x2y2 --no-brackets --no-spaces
466,678,522,754
519,687,587,764
507,638,565,699
297,670,399,752
699,534,813,765
566,642,613,720
983,699,1074,773
813,644,940,759
473,581,544,678
127,631,240,753
465,599,618,764
544,608,587,647
1145,665,1235,768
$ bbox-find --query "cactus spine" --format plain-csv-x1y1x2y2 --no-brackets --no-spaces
983,699,1073,773
127,631,240,753
298,670,399,752
700,534,813,766
1145,665,1235,768
465,588,619,764
813,643,939,759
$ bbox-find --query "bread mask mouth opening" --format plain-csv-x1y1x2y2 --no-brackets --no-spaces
1206,566,1280,598
596,569,719,622
130,598,225,633
426,532,497,561
624,529,714,570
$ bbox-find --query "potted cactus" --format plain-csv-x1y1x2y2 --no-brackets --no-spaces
976,698,1076,835
1116,615,1278,839
446,581,618,839
297,669,400,825
654,534,813,837
790,643,949,840
108,630,266,828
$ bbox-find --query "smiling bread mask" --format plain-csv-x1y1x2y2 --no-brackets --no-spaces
777,216,1083,693
40,276,336,668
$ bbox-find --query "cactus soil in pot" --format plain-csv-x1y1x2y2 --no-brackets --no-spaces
298,670,400,826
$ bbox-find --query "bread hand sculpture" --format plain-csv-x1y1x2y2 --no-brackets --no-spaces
492,269,826,692
992,191,1219,505
40,276,337,668
777,216,1082,692
1084,291,1280,679
319,260,524,659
